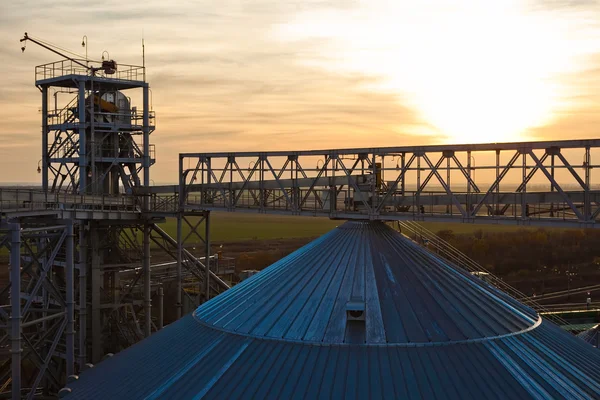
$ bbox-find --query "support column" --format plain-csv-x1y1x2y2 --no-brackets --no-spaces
495,150,500,215
401,153,406,194
522,152,527,219
585,146,591,220
10,223,21,400
65,220,75,376
143,83,152,337
176,214,183,319
205,212,211,302
416,155,421,215
371,153,377,211
90,225,102,362
41,86,49,193
143,223,151,337
143,84,150,189
176,155,184,319
78,80,87,194
78,223,87,367
467,150,472,216
446,156,451,215
550,154,555,217
89,77,96,194
158,286,164,330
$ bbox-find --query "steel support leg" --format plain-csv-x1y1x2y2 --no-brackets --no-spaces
143,82,151,335
158,286,164,330
41,87,48,193
10,223,21,400
78,80,87,193
144,223,151,337
90,226,102,362
522,152,527,219
176,214,183,319
78,223,87,368
65,220,75,376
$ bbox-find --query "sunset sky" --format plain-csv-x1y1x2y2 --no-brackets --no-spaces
1,0,600,183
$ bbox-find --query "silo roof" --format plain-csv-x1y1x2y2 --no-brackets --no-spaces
64,221,600,399
197,222,537,344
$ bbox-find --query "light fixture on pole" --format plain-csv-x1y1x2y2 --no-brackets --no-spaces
81,35,88,61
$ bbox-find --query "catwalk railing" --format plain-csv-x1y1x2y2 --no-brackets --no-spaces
36,59,145,82
177,139,600,227
0,189,138,214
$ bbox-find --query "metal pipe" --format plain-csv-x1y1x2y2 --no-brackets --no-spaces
20,311,65,328
65,220,75,376
10,223,21,400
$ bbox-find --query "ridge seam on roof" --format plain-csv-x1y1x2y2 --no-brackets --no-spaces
191,312,544,347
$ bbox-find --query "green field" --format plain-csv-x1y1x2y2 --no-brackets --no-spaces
159,213,340,242
158,212,540,243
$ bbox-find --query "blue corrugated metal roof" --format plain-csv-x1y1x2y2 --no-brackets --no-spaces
65,221,600,399
578,324,599,348
197,222,537,344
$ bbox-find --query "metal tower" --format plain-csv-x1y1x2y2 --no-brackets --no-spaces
0,34,229,399
38,58,155,195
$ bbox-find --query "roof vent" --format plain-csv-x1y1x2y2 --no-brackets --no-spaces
346,298,365,321
345,298,366,344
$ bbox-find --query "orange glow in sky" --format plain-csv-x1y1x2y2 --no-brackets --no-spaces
1,0,600,183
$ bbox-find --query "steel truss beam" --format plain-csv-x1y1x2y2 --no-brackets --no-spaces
175,139,600,227
0,218,74,399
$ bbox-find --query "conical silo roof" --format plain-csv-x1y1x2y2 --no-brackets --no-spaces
64,221,600,399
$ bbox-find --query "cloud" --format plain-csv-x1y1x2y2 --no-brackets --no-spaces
2,1,600,184
0,0,421,182
528,53,600,139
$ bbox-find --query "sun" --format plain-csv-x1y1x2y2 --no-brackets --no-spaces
276,1,588,144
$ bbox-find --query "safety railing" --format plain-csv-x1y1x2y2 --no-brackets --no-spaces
47,95,79,126
149,194,178,213
36,59,146,82
0,188,139,214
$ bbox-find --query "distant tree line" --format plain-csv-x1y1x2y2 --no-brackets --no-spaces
434,228,600,294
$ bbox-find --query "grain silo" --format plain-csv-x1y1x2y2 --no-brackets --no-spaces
62,222,600,399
